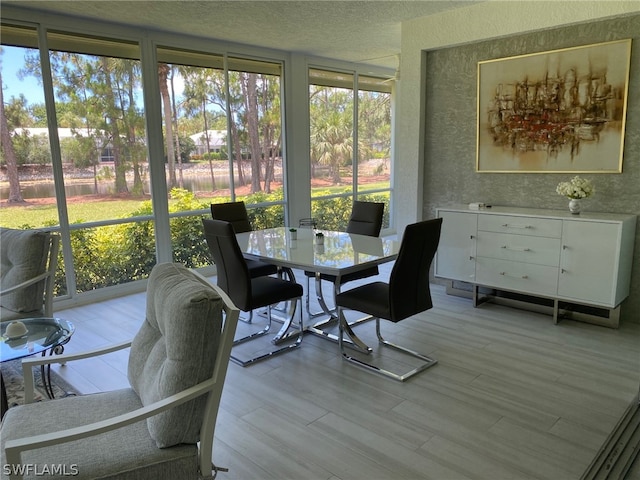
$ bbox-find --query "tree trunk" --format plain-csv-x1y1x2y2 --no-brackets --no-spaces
126,71,144,195
201,100,217,191
0,71,24,203
158,63,177,188
243,74,262,193
262,129,273,193
101,58,128,194
170,69,184,188
230,120,244,190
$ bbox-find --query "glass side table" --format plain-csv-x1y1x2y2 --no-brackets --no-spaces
1,317,75,418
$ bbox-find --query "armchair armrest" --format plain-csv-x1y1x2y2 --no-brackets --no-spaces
21,340,132,404
3,378,218,480
0,271,52,297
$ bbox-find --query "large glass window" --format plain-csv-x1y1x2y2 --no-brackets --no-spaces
357,75,391,195
309,68,391,231
1,26,54,212
1,25,68,295
48,32,152,292
1,27,154,295
2,18,391,302
157,48,286,266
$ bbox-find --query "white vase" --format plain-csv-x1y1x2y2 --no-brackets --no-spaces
569,198,581,215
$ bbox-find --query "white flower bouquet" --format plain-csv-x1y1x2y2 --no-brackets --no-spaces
556,176,595,199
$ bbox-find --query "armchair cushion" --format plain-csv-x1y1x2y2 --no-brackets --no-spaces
127,263,223,448
0,228,49,314
0,389,198,479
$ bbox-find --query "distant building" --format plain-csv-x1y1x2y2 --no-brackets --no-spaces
189,130,226,156
12,127,115,162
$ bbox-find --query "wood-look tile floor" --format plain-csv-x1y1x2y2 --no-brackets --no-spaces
49,265,640,480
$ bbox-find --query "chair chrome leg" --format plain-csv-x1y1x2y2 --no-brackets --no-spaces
272,299,302,344
339,314,437,382
232,311,271,346
337,308,372,353
375,318,438,378
239,310,254,324
230,299,303,367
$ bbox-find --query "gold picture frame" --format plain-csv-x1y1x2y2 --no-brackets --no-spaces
476,39,631,173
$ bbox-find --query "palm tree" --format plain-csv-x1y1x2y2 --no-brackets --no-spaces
311,111,353,184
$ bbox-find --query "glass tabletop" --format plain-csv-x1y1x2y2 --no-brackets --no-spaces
237,227,400,275
1,317,75,363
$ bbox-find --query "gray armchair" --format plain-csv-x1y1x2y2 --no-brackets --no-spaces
0,228,59,322
0,263,239,479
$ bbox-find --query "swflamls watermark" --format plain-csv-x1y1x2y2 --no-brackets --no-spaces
2,464,79,476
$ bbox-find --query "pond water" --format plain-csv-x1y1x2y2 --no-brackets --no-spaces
0,174,241,200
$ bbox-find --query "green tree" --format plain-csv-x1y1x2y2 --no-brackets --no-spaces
182,67,220,190
23,50,145,196
0,70,23,202
310,86,354,184
159,63,177,188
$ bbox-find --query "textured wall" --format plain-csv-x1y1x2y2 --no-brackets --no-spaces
423,15,640,323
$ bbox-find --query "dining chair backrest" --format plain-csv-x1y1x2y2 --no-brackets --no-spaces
388,217,443,322
210,201,252,233
202,219,252,310
346,201,384,237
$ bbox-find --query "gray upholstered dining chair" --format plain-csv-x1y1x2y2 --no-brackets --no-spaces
336,217,443,381
202,219,304,367
0,262,240,479
304,201,384,320
0,228,60,322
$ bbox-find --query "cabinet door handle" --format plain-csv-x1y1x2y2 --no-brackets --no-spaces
521,275,529,279
499,271,506,275
501,223,533,229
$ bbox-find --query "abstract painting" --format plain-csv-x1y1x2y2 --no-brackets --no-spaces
476,39,631,173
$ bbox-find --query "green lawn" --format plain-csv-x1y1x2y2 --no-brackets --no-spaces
1,180,390,229
0,199,149,229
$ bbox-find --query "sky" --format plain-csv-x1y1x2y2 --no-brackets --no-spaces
1,44,188,110
1,45,45,104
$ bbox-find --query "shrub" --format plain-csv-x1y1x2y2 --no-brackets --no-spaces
49,188,389,294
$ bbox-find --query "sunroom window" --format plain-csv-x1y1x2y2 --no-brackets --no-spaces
308,68,392,231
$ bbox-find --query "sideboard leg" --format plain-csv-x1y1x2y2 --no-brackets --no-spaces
609,306,621,329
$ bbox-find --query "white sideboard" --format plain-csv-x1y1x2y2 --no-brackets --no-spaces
435,206,637,327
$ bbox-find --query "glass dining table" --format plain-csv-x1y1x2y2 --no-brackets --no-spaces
236,227,401,349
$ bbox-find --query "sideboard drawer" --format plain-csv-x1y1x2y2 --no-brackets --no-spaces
478,215,562,238
476,257,558,297
476,231,561,266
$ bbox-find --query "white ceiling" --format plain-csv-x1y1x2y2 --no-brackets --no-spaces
6,1,480,69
